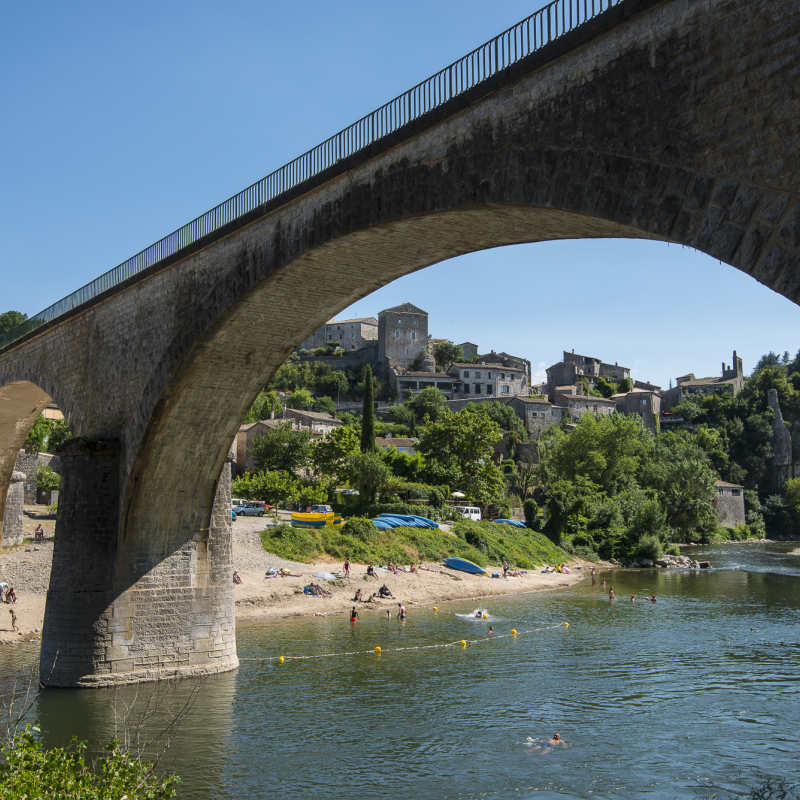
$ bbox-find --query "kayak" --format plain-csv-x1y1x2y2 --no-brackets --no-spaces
443,557,488,576
291,511,344,528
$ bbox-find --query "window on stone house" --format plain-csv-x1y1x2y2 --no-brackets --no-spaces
405,348,408,355
732,489,741,496
413,320,417,325
539,412,546,418
397,319,402,324
500,373,505,379
593,404,598,413
502,385,510,393
351,344,356,350
411,332,416,339
640,398,647,405
486,385,493,394
394,330,399,338
475,371,481,378
464,384,469,394
463,371,469,378
328,335,333,340
474,384,481,395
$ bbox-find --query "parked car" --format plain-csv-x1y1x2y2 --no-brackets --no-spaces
236,501,270,517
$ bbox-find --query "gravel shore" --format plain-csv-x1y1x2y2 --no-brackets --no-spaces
1,511,585,643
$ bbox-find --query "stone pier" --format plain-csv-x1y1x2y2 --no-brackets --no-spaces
2,471,25,547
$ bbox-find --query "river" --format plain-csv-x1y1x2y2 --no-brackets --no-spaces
1,542,798,799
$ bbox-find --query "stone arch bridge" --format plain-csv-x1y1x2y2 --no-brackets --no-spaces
0,0,797,685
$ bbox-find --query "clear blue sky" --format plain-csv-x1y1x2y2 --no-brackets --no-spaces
1,1,797,388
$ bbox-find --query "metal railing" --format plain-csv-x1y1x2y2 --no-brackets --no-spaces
0,0,621,351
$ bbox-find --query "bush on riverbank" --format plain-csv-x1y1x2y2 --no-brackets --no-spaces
259,520,568,568
0,728,179,799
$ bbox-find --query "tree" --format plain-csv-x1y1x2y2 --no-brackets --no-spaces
0,310,27,336
23,416,51,454
232,469,299,505
285,388,312,410
311,395,335,415
433,342,464,371
250,423,312,477
360,366,376,452
36,465,60,492
311,425,360,480
595,377,618,398
243,391,283,424
539,413,651,495
462,400,527,440
416,410,505,504
342,451,390,502
753,351,783,372
409,387,447,424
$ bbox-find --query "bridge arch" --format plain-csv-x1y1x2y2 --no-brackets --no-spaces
0,363,79,546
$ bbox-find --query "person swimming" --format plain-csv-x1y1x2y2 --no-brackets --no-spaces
526,733,568,754
350,606,359,622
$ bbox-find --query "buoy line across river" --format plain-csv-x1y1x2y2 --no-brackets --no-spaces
240,622,569,663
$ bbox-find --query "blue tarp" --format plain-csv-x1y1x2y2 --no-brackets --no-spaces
495,519,527,528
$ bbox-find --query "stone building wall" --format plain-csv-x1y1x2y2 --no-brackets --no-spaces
2,472,25,546
714,493,745,527
14,451,61,504
378,304,428,368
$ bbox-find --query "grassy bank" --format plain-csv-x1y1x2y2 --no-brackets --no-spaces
260,519,569,569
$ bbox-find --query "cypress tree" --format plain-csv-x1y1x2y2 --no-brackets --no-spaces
360,365,376,452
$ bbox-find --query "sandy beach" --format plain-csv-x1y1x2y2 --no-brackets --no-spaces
0,511,586,645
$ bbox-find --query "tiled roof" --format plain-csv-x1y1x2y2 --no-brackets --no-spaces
558,394,617,404
401,371,453,378
450,362,523,371
680,377,738,387
286,409,342,422
715,480,744,488
328,317,378,326
512,396,550,404
376,437,416,448
382,302,427,315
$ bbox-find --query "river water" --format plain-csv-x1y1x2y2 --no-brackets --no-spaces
2,542,798,799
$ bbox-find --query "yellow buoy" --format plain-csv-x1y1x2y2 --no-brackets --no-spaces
564,622,569,628
461,640,467,647
511,629,517,635
278,656,285,663
482,613,488,619
433,607,438,612
375,646,381,655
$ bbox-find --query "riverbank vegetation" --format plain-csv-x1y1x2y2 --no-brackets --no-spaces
259,518,567,568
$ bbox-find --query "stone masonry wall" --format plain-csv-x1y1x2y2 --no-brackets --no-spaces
2,472,25,547
715,494,746,528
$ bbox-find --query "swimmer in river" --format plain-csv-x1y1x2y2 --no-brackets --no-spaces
602,578,606,588
650,595,657,603
526,733,568,754
397,603,407,620
474,610,483,618
591,568,596,586
350,606,359,622
488,626,493,635
609,587,615,600
630,594,635,602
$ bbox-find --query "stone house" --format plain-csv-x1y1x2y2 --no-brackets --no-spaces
378,302,429,368
555,393,617,422
477,350,532,386
449,361,527,399
509,396,567,438
376,436,416,455
547,350,630,400
457,342,479,359
391,347,455,397
613,389,661,433
661,351,744,411
298,316,378,352
283,408,343,434
235,418,326,475
713,480,745,527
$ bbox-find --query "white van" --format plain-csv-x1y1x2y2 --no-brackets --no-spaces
453,506,482,522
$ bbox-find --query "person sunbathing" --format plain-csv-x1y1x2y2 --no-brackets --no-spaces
377,584,394,599
366,564,378,579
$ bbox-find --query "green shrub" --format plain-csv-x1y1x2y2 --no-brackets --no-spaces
665,544,681,556
341,517,379,543
0,727,179,799
632,533,663,562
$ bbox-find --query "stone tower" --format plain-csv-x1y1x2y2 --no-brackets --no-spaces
768,388,792,486
377,303,428,368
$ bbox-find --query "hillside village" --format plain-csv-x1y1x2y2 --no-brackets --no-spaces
292,301,748,440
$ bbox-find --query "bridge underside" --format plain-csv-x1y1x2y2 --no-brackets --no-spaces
0,0,796,684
